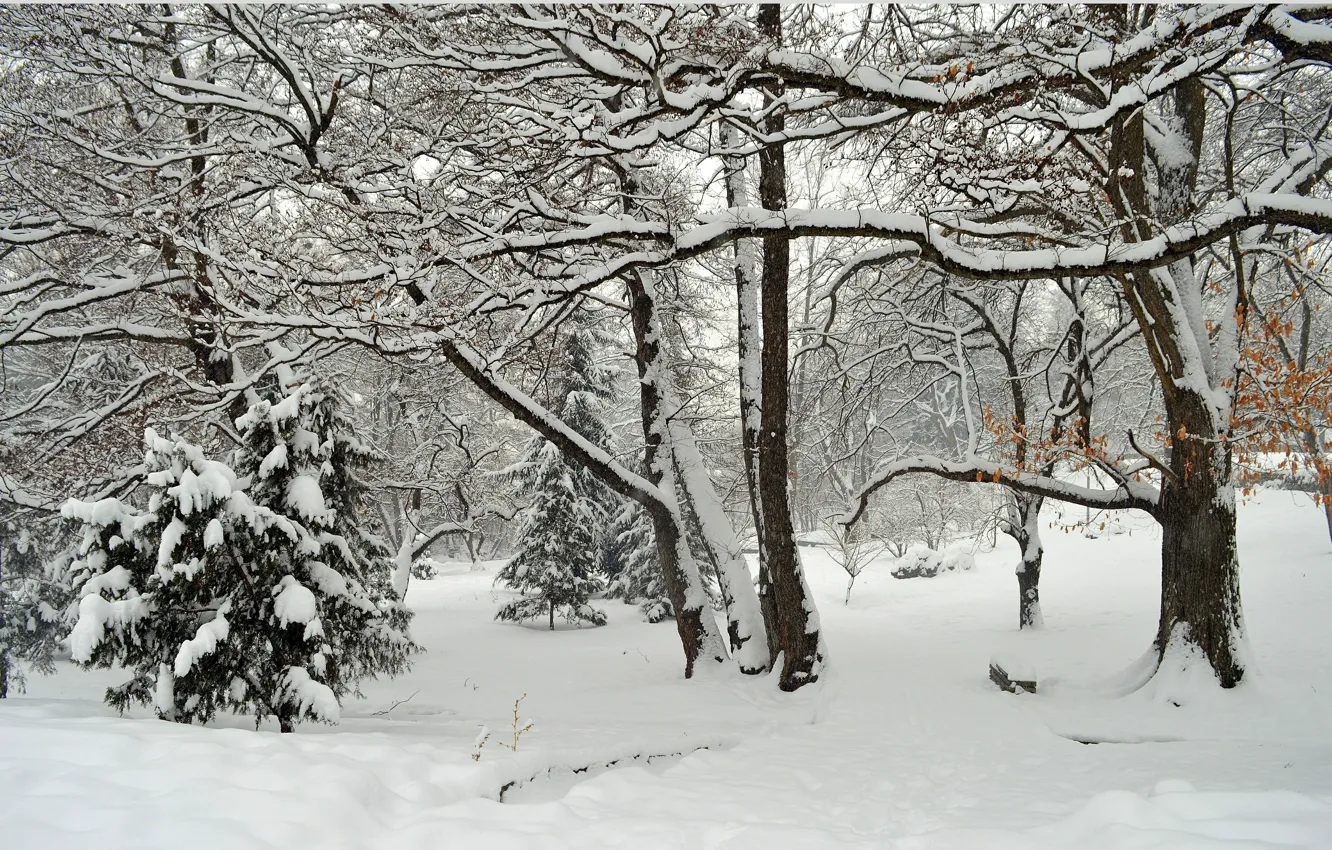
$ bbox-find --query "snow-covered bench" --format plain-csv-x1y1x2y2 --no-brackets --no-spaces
989,653,1037,694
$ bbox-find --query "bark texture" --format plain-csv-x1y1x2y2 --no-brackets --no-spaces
627,274,729,677
1010,493,1045,630
755,4,825,691
1112,71,1246,686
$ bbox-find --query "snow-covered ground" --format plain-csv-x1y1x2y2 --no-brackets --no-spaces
5,490,1332,849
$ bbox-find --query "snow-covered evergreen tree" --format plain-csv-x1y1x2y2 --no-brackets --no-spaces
604,502,673,623
62,376,416,731
0,519,72,697
495,324,615,629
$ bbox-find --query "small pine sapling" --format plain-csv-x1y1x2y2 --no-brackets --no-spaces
495,323,615,629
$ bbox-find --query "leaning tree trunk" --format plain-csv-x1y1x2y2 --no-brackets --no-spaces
667,425,770,673
0,538,7,698
627,274,729,677
1007,491,1045,630
755,3,826,691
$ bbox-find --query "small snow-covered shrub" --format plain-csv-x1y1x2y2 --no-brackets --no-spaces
939,549,975,573
411,558,442,580
62,377,417,731
891,546,942,579
890,546,975,579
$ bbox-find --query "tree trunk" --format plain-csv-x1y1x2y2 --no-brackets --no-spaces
1106,66,1246,689
1017,558,1043,630
756,3,826,691
610,142,739,676
549,600,554,631
1156,400,1245,687
667,434,770,673
723,123,779,669
0,539,6,698
1007,491,1045,629
279,718,294,734
644,503,723,678
627,274,728,677
1324,495,1332,547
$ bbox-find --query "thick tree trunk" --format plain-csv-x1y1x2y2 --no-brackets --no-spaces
611,146,744,675
643,504,723,678
1106,67,1247,689
1155,399,1245,687
755,3,826,691
1017,565,1042,630
279,718,294,734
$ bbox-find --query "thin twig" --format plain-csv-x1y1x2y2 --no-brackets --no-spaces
371,689,420,716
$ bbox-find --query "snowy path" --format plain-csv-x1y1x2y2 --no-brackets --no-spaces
5,492,1332,848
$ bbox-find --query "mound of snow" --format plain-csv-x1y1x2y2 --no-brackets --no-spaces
891,546,974,579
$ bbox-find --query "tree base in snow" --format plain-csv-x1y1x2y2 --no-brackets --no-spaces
496,599,607,628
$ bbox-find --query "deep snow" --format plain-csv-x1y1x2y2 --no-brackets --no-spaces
4,490,1332,848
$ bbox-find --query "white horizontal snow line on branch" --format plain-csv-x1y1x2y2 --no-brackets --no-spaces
844,454,1160,528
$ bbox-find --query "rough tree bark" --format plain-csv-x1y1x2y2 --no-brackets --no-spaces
1010,492,1045,630
755,4,826,691
723,124,781,666
626,273,730,677
1116,69,1247,686
617,148,767,673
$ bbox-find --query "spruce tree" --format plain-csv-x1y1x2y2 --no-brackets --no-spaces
0,518,72,697
604,501,673,623
495,324,615,629
62,375,416,730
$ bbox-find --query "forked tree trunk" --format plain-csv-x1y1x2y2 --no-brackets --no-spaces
1104,60,1247,688
755,3,826,691
615,149,746,676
